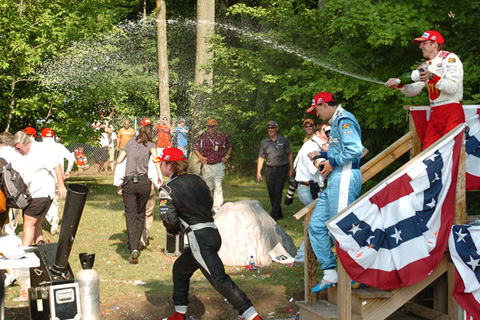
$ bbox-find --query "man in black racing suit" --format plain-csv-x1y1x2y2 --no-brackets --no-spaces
158,148,263,320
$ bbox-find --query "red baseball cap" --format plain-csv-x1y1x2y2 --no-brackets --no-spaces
41,128,54,138
159,148,187,162
22,127,38,137
306,92,335,114
413,30,444,45
140,118,152,126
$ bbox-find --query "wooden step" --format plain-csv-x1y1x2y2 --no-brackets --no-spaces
296,300,362,320
328,286,393,315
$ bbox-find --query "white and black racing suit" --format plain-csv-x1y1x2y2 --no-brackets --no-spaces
159,173,256,319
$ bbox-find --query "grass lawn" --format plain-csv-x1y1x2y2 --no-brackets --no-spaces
5,172,310,320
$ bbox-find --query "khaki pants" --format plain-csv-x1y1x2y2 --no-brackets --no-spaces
143,182,158,245
201,162,226,212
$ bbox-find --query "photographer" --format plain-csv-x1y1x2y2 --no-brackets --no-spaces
289,123,329,264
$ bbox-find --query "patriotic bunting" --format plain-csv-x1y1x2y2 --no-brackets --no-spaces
327,124,465,289
449,225,480,319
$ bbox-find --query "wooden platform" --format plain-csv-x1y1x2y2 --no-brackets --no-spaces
294,117,465,320
296,255,457,319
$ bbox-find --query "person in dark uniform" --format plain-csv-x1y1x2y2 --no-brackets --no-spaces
117,118,161,264
158,148,263,320
256,120,294,220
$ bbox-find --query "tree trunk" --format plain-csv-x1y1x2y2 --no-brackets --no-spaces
156,0,170,118
194,0,215,87
189,0,215,175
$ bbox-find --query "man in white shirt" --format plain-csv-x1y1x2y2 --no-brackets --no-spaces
41,128,75,234
292,123,329,263
13,131,67,246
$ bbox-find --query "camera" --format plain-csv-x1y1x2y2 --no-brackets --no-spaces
312,156,326,172
284,177,297,205
133,174,139,184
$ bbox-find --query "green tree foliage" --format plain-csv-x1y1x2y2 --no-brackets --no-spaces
2,0,479,178
0,0,139,138
203,0,479,176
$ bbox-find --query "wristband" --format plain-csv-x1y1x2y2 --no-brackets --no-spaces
429,73,435,80
225,155,230,160
153,157,161,163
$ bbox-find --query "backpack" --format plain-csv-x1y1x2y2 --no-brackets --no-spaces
0,158,32,209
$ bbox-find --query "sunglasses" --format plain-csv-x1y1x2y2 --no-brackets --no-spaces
304,124,313,128
207,125,216,128
267,126,276,129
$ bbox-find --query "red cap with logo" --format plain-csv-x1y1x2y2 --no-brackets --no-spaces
23,127,38,137
413,30,444,45
140,118,152,126
159,147,187,162
306,92,335,114
41,128,54,138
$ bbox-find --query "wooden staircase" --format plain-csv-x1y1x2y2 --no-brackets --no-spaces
294,108,465,320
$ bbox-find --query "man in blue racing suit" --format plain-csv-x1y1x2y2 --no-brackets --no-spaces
305,91,364,292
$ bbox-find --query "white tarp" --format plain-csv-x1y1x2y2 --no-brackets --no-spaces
214,200,297,266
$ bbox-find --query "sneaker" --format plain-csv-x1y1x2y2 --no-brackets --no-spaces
50,217,60,235
4,273,15,287
351,280,368,289
129,250,140,264
312,278,336,292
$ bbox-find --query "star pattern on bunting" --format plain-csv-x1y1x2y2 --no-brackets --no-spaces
467,255,480,271
425,198,436,209
350,223,361,235
455,229,468,243
391,227,403,244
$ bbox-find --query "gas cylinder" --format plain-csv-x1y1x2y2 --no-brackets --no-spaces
76,269,100,320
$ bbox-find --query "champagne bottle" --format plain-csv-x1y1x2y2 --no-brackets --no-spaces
395,70,421,85
395,62,429,85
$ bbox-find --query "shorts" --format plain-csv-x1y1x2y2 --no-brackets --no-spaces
108,147,115,162
94,147,109,164
23,197,52,219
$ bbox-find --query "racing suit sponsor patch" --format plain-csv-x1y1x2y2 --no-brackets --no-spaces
448,58,456,63
342,123,351,130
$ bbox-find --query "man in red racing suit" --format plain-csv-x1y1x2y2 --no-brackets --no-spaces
385,30,464,149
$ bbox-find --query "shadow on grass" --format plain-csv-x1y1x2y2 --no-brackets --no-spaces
109,230,130,258
143,277,297,320
143,279,207,318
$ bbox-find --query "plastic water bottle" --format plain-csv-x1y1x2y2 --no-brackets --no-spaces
248,255,258,270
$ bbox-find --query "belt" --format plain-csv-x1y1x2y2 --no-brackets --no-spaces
124,174,148,180
185,222,217,232
266,164,288,169
206,162,222,165
298,181,309,186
